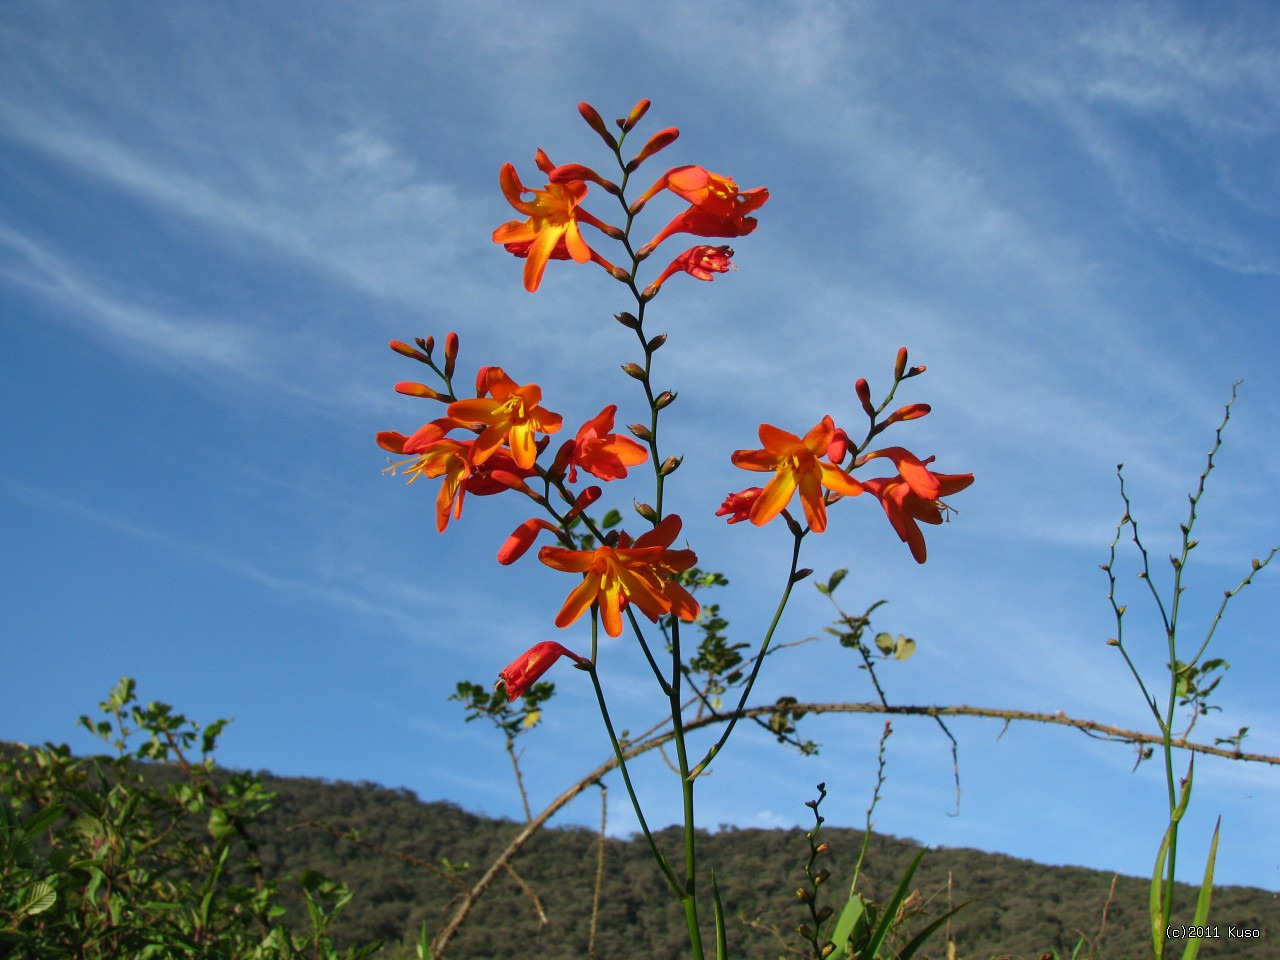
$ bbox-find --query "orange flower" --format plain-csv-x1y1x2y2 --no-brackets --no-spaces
861,467,974,564
498,641,588,702
730,416,863,533
492,149,615,292
559,405,649,482
643,245,735,297
636,165,768,254
377,433,474,532
857,447,946,500
378,426,536,531
538,514,699,638
447,367,562,469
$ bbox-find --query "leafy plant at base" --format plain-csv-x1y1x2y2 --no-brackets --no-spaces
0,678,382,960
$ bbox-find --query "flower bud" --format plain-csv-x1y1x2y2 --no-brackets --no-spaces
855,378,875,417
621,362,646,380
626,127,680,172
615,311,641,329
906,364,926,377
659,455,682,476
443,331,460,379
389,340,429,362
619,98,650,131
565,486,602,523
894,346,909,381
577,102,617,149
633,501,659,524
821,942,837,958
797,924,814,940
881,403,931,427
815,905,833,923
394,381,443,400
814,868,830,884
654,390,676,409
792,568,813,583
646,333,668,352
795,887,813,904
814,842,829,854
627,423,653,442
416,335,435,355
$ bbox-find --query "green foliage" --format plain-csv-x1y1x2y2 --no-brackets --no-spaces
0,679,382,960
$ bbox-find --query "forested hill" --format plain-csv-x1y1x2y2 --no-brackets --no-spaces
239,767,1277,959
4,739,1276,959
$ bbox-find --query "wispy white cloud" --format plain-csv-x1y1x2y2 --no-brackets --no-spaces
0,224,267,377
0,99,470,304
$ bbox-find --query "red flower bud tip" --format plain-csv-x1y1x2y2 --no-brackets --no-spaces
417,335,435,355
716,487,763,524
855,378,875,417
564,485,602,523
498,517,561,565
548,163,620,196
394,381,443,400
497,640,588,702
626,127,680,173
549,439,575,479
883,403,931,427
827,428,850,464
443,332,460,379
894,347,909,381
619,98,651,132
389,340,428,362
577,102,617,149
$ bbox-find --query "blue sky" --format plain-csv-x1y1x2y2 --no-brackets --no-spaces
3,0,1278,895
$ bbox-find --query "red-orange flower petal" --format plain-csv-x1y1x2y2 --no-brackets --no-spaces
447,368,562,469
731,416,862,533
538,514,699,638
498,640,588,701
862,470,974,563
566,405,649,482
492,161,596,292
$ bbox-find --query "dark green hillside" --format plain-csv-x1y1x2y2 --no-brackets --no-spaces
4,738,1276,959
242,769,1278,959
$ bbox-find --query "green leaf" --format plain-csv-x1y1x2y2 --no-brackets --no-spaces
896,899,972,958
874,632,895,655
1151,822,1173,958
601,509,623,529
19,880,56,917
827,568,848,593
893,636,917,661
866,850,925,955
830,891,867,958
1181,818,1221,960
711,868,728,960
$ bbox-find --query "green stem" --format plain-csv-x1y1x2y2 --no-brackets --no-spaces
689,524,805,779
668,619,705,959
586,613,682,899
